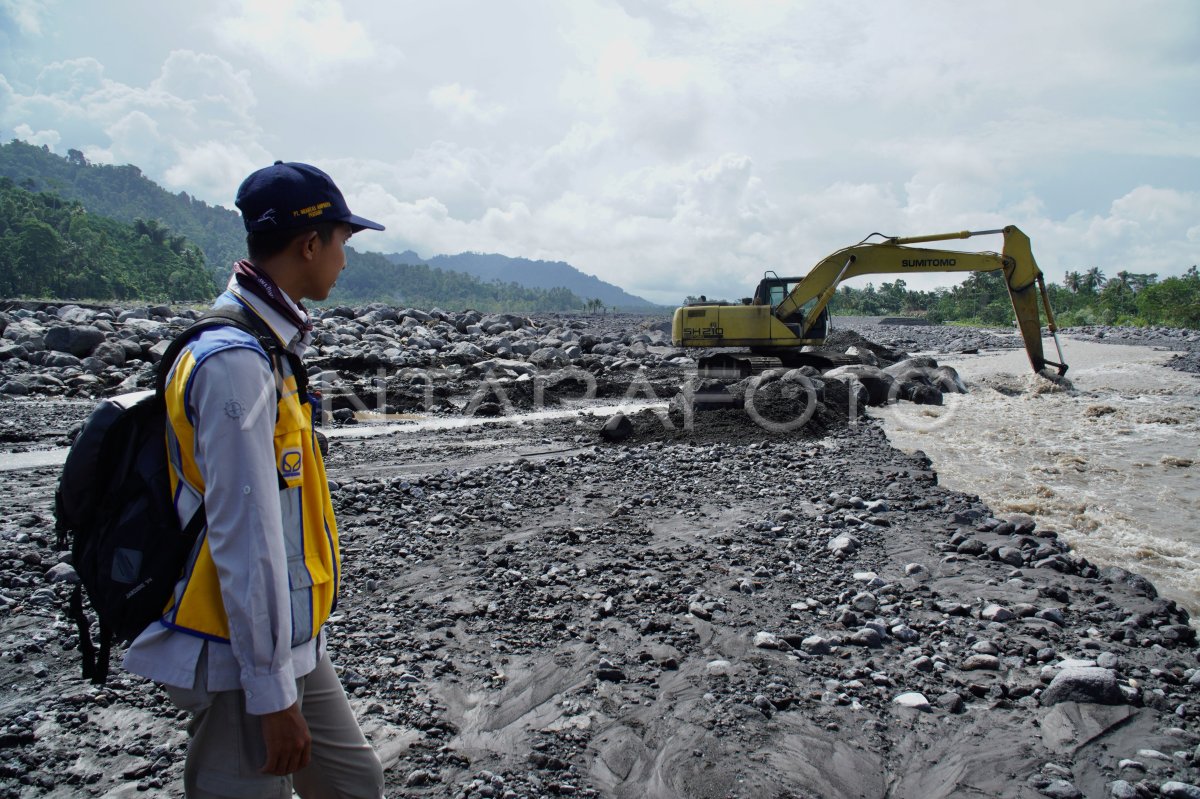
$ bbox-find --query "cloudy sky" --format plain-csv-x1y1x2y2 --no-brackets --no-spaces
1,0,1197,304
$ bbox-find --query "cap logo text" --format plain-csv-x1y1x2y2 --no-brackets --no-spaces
293,201,332,220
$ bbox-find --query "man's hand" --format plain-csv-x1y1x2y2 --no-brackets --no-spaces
260,702,311,776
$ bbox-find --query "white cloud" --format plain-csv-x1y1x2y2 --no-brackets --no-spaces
0,0,52,36
1034,186,1200,280
427,83,505,125
1,50,268,205
12,121,57,146
215,0,391,82
163,141,263,201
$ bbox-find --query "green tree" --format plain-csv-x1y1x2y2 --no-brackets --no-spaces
1136,267,1200,327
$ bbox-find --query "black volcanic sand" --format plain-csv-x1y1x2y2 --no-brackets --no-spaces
2,322,1200,797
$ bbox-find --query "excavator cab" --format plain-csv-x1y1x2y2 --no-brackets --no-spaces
753,272,829,339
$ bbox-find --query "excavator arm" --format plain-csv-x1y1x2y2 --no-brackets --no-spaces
772,226,1066,375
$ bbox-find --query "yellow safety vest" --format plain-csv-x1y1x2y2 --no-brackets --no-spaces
159,320,339,646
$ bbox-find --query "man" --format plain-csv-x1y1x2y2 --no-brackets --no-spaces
124,161,385,798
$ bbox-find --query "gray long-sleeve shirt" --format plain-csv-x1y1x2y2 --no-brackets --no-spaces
123,285,322,715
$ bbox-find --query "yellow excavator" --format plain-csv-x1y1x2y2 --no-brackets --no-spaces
672,225,1068,377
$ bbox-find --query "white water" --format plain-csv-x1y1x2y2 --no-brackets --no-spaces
871,338,1200,611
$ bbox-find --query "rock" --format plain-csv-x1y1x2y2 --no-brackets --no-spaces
447,341,487,361
44,325,104,357
957,538,987,555
937,692,965,713
992,546,1026,567
802,636,831,655
823,365,894,406
1098,566,1157,598
933,366,968,393
962,655,1001,671
600,413,634,442
41,351,82,369
45,563,79,584
1161,783,1200,799
529,346,569,367
893,692,930,710
982,604,1015,622
146,340,172,364
596,659,626,682
851,591,878,612
1108,781,1137,799
1036,608,1066,626
850,627,883,648
1040,667,1123,706
754,631,785,650
899,381,943,405
826,534,859,557
1039,780,1082,799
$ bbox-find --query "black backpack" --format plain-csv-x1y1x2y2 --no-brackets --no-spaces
55,305,299,684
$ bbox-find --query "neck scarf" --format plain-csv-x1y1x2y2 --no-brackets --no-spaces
232,260,312,332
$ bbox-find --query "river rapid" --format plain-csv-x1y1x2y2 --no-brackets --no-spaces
872,337,1200,613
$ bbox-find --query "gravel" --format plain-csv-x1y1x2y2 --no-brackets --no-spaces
1,305,1199,797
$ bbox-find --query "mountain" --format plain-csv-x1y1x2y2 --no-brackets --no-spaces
386,251,660,310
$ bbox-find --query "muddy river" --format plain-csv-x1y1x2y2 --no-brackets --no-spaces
873,337,1200,612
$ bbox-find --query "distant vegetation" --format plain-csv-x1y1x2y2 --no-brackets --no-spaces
331,248,586,312
0,177,216,300
828,269,1200,329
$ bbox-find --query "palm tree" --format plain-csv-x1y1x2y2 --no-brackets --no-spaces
1063,271,1082,293
1082,267,1106,294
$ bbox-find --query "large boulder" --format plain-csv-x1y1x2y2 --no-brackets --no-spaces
899,381,943,405
933,365,967,393
823,365,894,406
1040,667,1123,706
92,340,128,367
599,412,634,442
56,305,94,324
44,325,105,357
529,347,570,368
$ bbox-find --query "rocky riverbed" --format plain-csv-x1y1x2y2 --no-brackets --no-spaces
2,303,1200,798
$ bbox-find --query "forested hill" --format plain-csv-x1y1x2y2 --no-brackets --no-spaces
0,139,244,274
0,178,216,300
332,249,584,312
387,250,658,310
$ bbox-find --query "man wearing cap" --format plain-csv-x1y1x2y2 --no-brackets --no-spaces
124,162,386,797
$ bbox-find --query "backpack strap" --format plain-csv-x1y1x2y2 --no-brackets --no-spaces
154,305,310,401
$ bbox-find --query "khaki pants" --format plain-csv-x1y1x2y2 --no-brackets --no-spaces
167,653,384,798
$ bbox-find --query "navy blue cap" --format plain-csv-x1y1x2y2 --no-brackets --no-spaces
235,161,385,233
